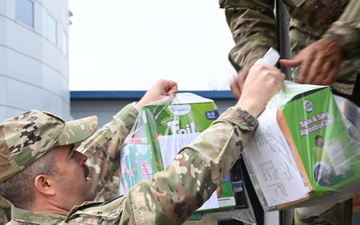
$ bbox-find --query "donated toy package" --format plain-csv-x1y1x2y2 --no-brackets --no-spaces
243,81,360,213
118,93,246,214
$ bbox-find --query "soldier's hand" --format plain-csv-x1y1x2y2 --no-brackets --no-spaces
279,38,342,85
236,64,285,117
137,79,178,110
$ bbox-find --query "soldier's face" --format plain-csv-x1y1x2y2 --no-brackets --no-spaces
51,144,95,211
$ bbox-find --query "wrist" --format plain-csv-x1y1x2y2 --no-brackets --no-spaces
235,99,264,118
131,101,139,111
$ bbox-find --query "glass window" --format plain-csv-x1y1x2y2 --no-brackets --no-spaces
62,32,68,55
16,0,34,28
47,14,57,44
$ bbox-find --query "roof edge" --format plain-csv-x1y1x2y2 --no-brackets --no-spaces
70,90,234,100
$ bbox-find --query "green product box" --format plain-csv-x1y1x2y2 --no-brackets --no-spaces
141,97,218,171
119,93,237,212
244,83,360,211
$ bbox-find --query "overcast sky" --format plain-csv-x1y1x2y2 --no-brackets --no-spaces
68,0,236,91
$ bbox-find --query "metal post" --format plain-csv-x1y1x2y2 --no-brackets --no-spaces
275,0,291,80
275,1,293,223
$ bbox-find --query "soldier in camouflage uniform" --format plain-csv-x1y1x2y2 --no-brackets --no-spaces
0,68,285,225
219,0,360,224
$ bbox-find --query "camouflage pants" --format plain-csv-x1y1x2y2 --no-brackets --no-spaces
294,198,353,225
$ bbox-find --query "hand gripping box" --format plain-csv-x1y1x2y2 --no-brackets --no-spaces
119,93,238,212
243,82,360,211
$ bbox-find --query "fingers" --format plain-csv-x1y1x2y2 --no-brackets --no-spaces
151,79,178,95
137,79,178,109
281,39,342,85
262,65,285,94
236,64,285,117
299,56,320,84
322,62,338,85
270,68,286,88
164,80,178,95
314,61,332,85
279,58,301,67
230,65,251,99
298,58,339,85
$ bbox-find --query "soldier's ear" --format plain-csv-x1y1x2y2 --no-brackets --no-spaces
33,174,56,196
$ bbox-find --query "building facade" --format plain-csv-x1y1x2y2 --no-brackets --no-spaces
0,0,71,121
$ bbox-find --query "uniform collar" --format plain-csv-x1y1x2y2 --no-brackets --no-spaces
11,205,66,224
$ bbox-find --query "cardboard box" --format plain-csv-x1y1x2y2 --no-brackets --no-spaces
244,83,360,211
119,93,237,211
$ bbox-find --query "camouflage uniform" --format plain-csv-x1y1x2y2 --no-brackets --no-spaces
94,169,120,202
219,0,360,224
219,0,360,97
3,105,257,224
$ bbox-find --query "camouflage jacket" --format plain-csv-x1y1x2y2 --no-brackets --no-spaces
8,105,258,225
219,0,360,95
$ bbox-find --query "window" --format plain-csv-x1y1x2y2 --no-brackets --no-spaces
47,14,57,44
62,32,68,55
16,0,34,28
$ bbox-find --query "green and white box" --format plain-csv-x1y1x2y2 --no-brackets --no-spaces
244,82,360,211
141,93,218,172
119,93,237,212
141,93,237,212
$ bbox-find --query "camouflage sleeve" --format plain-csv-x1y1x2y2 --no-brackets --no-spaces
322,0,360,58
78,104,139,196
125,107,258,224
219,0,277,71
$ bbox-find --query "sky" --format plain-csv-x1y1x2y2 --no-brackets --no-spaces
68,0,237,91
